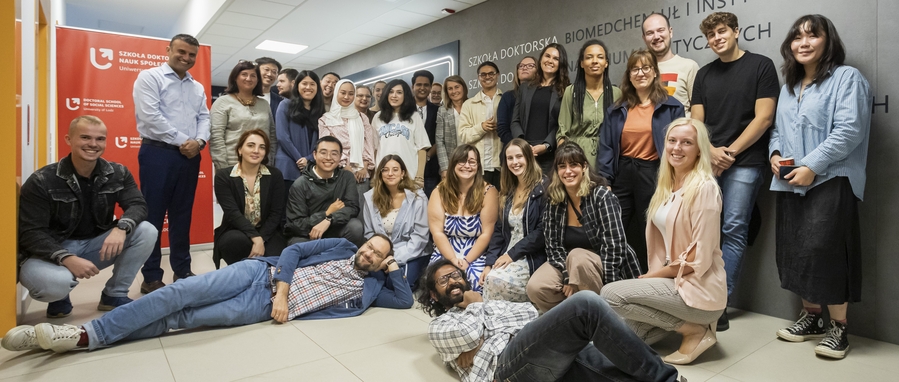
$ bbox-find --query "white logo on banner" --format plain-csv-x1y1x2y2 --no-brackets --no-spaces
90,47,114,70
115,136,128,149
65,97,80,110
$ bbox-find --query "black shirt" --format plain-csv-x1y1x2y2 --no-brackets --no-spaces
692,51,780,167
69,173,102,240
563,225,594,253
525,86,553,145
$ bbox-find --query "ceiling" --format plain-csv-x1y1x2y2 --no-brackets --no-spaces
64,0,485,86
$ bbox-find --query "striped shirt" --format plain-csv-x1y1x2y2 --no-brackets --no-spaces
769,66,872,200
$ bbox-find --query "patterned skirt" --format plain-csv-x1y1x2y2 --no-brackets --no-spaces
482,258,530,302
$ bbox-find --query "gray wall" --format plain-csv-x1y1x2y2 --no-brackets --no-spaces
317,0,898,344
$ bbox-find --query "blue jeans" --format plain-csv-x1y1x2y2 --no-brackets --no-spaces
494,292,679,382
717,165,764,297
138,143,201,281
83,260,273,350
19,222,157,302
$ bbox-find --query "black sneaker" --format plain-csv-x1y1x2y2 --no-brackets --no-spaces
776,309,826,342
815,320,849,359
716,309,729,332
46,295,73,318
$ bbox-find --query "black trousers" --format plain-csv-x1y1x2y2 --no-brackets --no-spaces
611,156,660,273
213,230,288,268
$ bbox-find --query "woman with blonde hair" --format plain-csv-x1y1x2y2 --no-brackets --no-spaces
601,118,726,365
362,155,430,288
481,138,547,302
526,142,640,312
428,145,499,292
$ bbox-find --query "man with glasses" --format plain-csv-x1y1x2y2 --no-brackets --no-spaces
255,57,284,118
420,259,684,382
3,236,413,354
459,61,504,189
284,136,365,247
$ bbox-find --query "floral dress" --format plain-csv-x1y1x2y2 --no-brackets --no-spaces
482,209,531,302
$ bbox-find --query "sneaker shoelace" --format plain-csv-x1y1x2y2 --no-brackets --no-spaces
51,325,84,341
786,311,816,334
20,329,39,348
819,325,845,349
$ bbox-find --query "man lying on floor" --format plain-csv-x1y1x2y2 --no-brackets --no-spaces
422,259,684,382
3,236,412,353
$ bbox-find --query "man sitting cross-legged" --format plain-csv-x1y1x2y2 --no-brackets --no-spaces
2,236,412,353
422,259,684,382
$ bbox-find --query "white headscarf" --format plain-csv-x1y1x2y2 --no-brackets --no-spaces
322,79,365,170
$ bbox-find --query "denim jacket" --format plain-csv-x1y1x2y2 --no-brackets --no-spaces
18,155,147,265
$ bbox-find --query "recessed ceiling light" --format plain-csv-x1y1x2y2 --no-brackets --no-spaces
255,40,308,54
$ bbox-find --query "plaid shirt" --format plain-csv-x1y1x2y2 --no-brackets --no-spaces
270,257,366,320
428,300,538,382
543,185,641,284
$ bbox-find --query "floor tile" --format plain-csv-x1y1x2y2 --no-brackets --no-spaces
237,358,362,382
0,348,173,382
403,305,435,324
706,375,743,382
163,323,329,382
292,307,429,356
672,364,718,382
0,337,161,379
718,338,897,382
334,334,458,382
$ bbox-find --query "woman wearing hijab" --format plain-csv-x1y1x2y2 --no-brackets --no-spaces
319,79,378,217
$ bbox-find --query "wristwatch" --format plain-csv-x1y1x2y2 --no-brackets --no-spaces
385,258,396,271
116,220,132,234
196,139,207,150
324,215,333,222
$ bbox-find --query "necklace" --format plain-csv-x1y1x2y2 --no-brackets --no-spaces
234,94,256,107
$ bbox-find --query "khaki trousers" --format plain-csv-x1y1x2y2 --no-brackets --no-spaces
526,248,605,312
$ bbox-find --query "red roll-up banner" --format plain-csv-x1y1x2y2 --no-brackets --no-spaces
56,26,214,246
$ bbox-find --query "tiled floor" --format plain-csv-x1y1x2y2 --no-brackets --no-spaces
2,251,898,381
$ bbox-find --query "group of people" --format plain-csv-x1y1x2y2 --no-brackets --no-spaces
4,10,870,382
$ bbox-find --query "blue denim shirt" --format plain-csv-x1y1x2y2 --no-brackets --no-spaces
133,63,210,145
769,66,872,200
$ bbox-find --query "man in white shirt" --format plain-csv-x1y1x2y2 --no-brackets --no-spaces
641,13,699,115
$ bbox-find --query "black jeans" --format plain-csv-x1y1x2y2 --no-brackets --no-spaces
611,156,659,273
494,291,679,382
213,230,287,268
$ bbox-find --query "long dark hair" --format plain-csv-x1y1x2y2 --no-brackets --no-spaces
288,70,325,127
616,49,669,109
532,43,571,95
417,258,468,318
224,61,263,96
572,40,613,126
378,79,416,124
547,141,606,204
780,14,846,95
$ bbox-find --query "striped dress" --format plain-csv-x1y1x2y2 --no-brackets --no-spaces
430,212,486,292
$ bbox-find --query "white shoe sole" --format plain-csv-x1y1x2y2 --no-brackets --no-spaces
815,344,848,359
776,329,825,342
1,325,39,351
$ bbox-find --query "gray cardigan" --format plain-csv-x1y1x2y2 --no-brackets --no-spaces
362,188,430,265
435,105,459,173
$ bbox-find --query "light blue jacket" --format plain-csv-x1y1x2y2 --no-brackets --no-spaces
362,188,430,265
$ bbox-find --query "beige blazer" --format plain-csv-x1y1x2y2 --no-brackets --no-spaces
458,89,503,172
646,179,727,311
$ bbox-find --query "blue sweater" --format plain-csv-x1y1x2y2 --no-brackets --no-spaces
249,238,414,319
274,99,318,181
598,96,685,182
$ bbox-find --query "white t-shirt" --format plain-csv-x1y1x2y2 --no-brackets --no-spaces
372,112,431,179
657,55,699,115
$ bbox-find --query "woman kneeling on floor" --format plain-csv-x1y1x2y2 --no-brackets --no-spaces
601,118,726,365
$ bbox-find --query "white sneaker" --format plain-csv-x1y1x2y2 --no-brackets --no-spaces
1,325,41,351
34,323,84,353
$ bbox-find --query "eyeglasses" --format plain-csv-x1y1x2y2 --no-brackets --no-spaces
478,71,498,79
517,63,536,70
457,159,479,168
436,270,464,287
237,59,258,66
630,66,654,75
